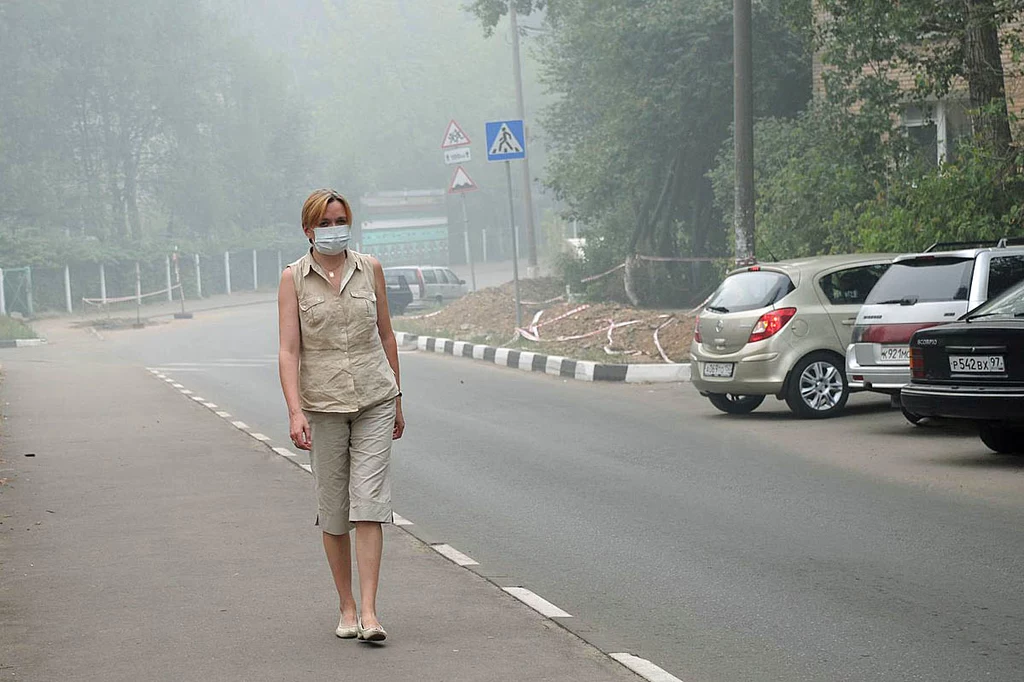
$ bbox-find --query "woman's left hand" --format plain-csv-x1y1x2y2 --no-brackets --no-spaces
393,402,405,440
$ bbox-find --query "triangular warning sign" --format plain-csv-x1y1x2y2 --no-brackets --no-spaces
441,120,471,149
448,166,478,193
488,122,523,156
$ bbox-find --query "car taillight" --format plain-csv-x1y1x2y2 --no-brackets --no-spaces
909,347,925,379
749,307,797,343
851,322,941,345
694,315,702,343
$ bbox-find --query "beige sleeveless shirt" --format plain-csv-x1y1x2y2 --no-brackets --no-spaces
290,249,399,413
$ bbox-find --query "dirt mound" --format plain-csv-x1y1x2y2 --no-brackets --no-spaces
399,277,694,363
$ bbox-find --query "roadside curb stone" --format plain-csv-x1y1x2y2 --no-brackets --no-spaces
0,338,47,349
395,330,691,383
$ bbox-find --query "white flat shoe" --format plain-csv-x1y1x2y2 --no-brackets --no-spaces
357,619,387,642
336,615,359,639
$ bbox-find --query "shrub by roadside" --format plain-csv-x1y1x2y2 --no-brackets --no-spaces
0,316,37,341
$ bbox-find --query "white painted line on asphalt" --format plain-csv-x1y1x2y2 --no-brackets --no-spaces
392,513,413,526
171,383,184,388
190,396,205,401
216,411,232,418
179,389,193,395
272,447,298,458
300,463,313,473
502,587,572,618
609,654,685,682
163,378,174,383
432,544,479,566
202,402,217,409
231,421,249,430
250,433,271,442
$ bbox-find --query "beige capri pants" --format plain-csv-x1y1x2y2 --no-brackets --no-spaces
306,398,396,535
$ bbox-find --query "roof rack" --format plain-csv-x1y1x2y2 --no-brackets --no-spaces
995,236,1024,248
924,240,1001,253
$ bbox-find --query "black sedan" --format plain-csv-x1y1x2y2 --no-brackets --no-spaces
902,280,1024,454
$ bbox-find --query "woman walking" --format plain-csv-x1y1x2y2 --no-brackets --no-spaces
278,188,404,642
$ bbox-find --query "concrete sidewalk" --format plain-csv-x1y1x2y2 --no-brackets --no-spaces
0,351,641,681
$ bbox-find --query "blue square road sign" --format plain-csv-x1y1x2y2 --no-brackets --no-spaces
485,120,526,162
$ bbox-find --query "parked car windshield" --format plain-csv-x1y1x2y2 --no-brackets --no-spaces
705,270,794,314
966,279,1024,319
864,257,974,305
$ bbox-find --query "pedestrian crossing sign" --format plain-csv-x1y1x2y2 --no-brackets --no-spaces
485,120,526,161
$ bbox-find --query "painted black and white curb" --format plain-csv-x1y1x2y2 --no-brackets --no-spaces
394,331,691,383
0,338,47,349
145,365,686,682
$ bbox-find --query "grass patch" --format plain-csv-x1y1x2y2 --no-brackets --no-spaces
0,316,37,341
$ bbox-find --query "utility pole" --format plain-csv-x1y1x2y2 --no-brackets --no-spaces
509,1,539,277
733,0,756,265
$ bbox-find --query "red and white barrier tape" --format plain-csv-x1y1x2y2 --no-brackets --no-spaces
653,316,677,364
82,283,182,306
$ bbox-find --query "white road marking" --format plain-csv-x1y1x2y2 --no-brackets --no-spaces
250,433,271,442
392,513,413,526
171,383,184,388
609,654,685,682
432,544,479,566
190,396,205,401
216,411,231,418
300,463,312,473
231,421,249,430
272,447,298,458
202,402,217,409
179,389,193,395
501,588,572,618
163,378,174,383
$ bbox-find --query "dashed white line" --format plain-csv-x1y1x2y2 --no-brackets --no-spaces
231,421,249,430
216,411,231,418
272,447,298,458
179,389,193,395
190,396,205,402
300,463,312,473
609,654,685,682
164,378,175,383
432,544,479,566
392,513,413,526
501,587,572,618
171,383,184,389
202,402,217,409
250,433,271,442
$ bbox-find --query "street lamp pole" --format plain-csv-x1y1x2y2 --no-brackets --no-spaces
734,0,756,265
509,1,539,277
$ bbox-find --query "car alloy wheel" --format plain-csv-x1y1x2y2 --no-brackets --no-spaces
785,352,849,419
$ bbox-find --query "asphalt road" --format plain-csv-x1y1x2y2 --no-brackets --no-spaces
96,301,1024,682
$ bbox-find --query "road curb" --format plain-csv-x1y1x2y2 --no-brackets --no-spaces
395,331,691,383
0,338,47,349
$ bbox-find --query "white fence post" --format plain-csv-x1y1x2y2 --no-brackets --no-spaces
482,228,489,263
64,264,73,313
99,263,107,304
252,249,258,291
224,251,231,295
165,256,173,301
194,253,203,298
135,262,142,305
0,267,6,316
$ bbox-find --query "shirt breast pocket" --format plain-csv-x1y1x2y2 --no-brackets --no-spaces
350,290,378,322
298,295,326,326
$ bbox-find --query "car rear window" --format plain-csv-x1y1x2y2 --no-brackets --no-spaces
705,271,795,313
865,257,974,304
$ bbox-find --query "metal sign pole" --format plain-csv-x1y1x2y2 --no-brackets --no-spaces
0,267,6,316
505,160,522,330
461,193,477,291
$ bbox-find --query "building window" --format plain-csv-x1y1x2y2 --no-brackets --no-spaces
902,100,970,167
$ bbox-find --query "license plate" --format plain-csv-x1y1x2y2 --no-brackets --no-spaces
703,362,735,378
949,355,1005,373
880,346,910,362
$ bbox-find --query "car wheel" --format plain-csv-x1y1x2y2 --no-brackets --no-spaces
901,405,926,425
978,423,1024,455
707,394,765,415
785,352,849,419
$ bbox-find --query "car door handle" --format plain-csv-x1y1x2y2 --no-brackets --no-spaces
841,319,856,326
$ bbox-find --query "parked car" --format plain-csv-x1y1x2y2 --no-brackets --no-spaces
902,279,1024,454
383,266,468,307
691,254,893,418
383,272,414,316
846,239,1024,422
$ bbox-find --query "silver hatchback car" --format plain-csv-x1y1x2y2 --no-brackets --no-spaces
691,254,893,418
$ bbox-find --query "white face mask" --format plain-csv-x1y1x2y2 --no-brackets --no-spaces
312,225,350,256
